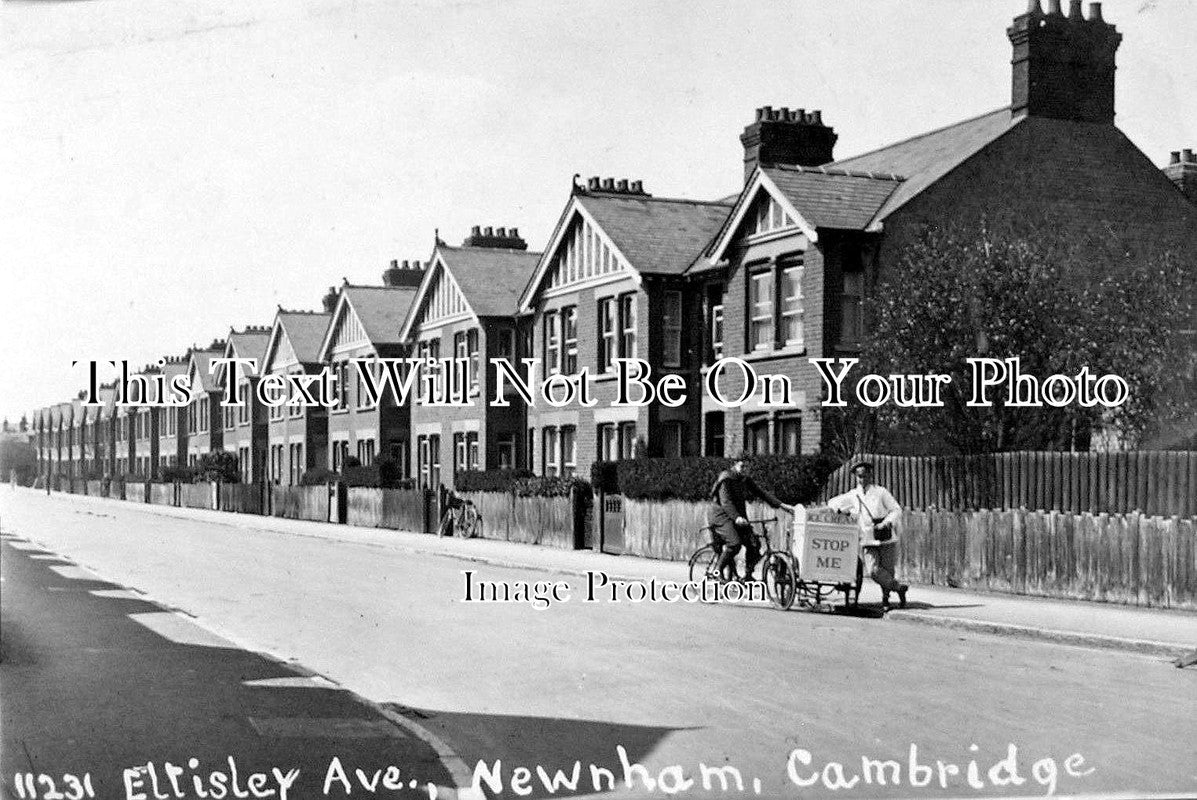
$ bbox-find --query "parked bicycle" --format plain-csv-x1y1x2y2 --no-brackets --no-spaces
687,517,798,610
439,496,483,538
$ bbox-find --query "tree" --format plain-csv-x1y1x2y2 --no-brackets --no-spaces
196,450,240,483
0,439,38,485
854,226,1194,454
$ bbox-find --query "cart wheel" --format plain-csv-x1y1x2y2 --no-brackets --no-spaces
763,553,797,611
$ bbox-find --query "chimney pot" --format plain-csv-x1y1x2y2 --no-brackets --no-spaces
630,180,643,193
496,227,507,237
509,227,519,237
1087,2,1103,20
1184,149,1194,163
481,226,492,237
616,179,629,192
1068,0,1083,19
1047,0,1062,15
811,110,823,125
601,178,615,191
471,225,481,236
795,107,806,123
588,176,601,190
390,259,398,268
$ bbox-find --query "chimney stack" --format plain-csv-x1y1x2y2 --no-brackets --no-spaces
1008,2,1121,124
740,106,837,182
382,259,425,287
1163,148,1197,205
461,226,529,250
322,286,338,312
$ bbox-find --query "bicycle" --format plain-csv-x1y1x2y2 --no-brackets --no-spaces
438,498,483,538
687,517,798,610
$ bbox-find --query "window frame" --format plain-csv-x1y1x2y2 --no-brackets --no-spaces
662,290,683,368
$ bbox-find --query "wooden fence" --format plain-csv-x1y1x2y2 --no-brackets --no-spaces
271,485,329,522
149,483,176,506
895,509,1195,609
458,491,580,549
344,487,432,532
821,451,1197,516
221,483,264,515
125,481,149,503
179,482,215,510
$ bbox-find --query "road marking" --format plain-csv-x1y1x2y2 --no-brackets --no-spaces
248,717,407,739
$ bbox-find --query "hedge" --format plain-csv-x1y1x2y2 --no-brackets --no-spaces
610,454,838,504
455,469,534,493
456,469,589,499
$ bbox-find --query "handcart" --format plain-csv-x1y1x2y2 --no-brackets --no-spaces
789,506,863,609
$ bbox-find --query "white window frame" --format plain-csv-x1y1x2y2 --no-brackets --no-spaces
780,263,804,348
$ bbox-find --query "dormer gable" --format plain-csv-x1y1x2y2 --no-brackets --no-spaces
707,169,816,265
399,251,479,340
518,199,635,312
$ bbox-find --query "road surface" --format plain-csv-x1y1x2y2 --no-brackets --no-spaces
2,490,1194,799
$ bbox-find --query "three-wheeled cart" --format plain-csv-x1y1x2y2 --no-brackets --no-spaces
789,508,864,609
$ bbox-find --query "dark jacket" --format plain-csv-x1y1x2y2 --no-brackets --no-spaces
708,469,783,523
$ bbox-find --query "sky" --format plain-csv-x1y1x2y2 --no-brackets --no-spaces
2,0,1195,425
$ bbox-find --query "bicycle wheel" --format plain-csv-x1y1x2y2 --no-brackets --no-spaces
688,544,719,583
464,507,483,539
763,553,798,611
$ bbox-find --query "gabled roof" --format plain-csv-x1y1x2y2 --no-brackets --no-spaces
762,165,904,230
263,310,332,372
187,348,225,393
831,107,1020,225
441,245,541,317
227,327,272,366
520,190,732,310
219,327,271,386
702,166,899,265
318,284,419,359
577,193,733,276
401,244,541,338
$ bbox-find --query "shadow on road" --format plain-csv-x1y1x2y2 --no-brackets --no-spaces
1,538,452,799
388,706,689,799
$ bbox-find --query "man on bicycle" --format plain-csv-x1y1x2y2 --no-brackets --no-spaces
708,456,794,583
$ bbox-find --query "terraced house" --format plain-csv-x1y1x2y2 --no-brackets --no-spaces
184,343,227,466
216,328,272,482
318,260,424,477
401,227,540,489
157,356,188,470
517,180,732,477
261,309,332,485
693,2,1197,457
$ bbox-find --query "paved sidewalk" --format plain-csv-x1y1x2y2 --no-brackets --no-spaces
7,486,1197,660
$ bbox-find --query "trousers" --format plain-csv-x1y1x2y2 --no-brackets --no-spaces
862,543,902,593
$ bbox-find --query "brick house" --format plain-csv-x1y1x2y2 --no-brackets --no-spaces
156,356,188,471
89,385,116,478
517,181,732,477
122,366,161,479
261,309,332,485
318,261,424,478
216,327,272,482
692,2,1197,457
183,344,227,466
400,228,541,489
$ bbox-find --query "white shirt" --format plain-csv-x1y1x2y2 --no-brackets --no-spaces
827,484,902,543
